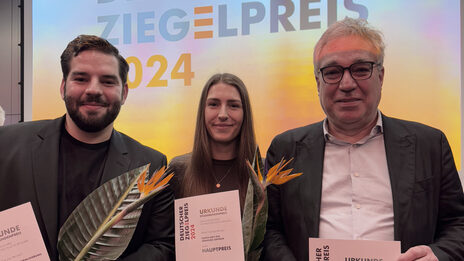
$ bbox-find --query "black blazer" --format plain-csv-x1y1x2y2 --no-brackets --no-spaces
262,115,464,261
0,116,174,260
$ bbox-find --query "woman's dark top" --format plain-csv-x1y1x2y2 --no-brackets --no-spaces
168,153,240,199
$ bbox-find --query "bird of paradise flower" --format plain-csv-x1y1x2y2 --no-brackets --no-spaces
242,147,302,261
58,164,174,261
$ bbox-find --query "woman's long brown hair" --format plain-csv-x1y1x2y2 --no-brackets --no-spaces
180,73,256,208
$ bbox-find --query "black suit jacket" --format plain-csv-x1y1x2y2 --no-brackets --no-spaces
263,115,464,261
0,117,174,260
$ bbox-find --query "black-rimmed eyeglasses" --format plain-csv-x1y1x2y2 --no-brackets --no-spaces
319,61,380,84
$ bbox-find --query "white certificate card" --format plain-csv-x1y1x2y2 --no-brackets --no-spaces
175,190,244,261
0,202,49,261
309,238,401,261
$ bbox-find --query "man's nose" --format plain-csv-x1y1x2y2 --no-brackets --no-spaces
338,69,357,91
84,79,103,95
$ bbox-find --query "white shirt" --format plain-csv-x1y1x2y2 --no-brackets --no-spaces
318,112,394,241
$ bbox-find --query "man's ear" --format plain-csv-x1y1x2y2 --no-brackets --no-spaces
60,79,66,100
378,66,385,87
121,83,129,105
315,74,321,94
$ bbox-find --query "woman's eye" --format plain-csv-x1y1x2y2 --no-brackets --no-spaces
229,102,242,109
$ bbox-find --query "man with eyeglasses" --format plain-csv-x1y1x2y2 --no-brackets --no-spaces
263,18,464,261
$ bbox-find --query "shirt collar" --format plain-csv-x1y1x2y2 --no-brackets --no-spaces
323,110,383,144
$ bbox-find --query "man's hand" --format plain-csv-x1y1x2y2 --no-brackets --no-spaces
397,245,438,261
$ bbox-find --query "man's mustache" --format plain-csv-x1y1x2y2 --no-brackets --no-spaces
78,95,109,106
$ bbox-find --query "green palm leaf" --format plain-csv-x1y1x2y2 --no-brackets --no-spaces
57,164,170,260
242,147,267,261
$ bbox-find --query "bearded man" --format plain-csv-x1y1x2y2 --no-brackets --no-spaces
0,35,174,261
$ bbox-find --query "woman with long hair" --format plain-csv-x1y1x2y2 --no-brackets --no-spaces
169,73,256,208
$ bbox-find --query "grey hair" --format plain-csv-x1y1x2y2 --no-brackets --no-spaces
313,17,385,72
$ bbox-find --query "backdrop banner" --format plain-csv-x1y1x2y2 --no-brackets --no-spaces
32,0,461,169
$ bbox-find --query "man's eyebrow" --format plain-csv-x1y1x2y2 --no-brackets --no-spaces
70,71,89,77
321,61,339,67
101,75,119,81
321,58,373,68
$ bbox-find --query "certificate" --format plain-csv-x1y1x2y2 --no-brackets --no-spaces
0,202,49,261
309,238,401,261
175,190,244,261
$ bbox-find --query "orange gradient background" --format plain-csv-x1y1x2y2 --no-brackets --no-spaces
33,1,461,169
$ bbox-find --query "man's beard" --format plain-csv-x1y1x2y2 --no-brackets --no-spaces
64,93,121,133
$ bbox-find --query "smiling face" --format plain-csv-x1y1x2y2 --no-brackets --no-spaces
315,35,384,133
204,82,244,146
60,49,128,133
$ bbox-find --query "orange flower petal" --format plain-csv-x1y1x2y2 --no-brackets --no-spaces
265,158,302,186
137,166,149,192
272,172,302,185
138,165,174,197
154,173,174,189
151,166,166,185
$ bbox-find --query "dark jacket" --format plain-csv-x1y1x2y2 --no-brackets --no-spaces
0,116,175,260
263,114,464,261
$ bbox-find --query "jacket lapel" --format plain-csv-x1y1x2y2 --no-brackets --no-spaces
296,122,325,237
382,115,416,241
29,119,131,259
100,130,131,183
31,117,64,255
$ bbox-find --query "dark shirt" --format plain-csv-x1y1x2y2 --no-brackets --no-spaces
58,127,110,228
211,158,239,193
169,154,240,198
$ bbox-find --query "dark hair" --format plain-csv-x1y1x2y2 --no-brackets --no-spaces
181,73,256,207
60,35,129,85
